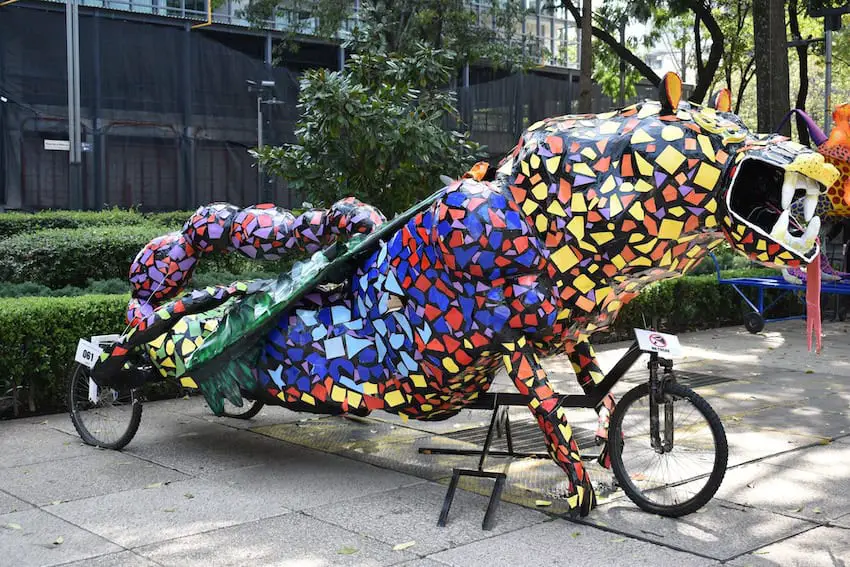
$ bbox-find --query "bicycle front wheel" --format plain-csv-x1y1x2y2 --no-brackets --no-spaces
67,363,142,450
609,382,727,517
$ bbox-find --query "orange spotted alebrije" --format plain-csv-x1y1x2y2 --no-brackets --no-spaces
819,104,850,213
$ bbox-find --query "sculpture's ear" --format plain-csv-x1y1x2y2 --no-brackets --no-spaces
658,72,683,114
708,88,732,112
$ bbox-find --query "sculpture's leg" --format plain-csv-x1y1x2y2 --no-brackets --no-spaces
566,339,617,469
502,338,595,516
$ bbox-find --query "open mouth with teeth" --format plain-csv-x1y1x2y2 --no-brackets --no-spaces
727,158,821,263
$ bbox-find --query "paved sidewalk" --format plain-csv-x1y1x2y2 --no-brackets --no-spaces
1,320,849,566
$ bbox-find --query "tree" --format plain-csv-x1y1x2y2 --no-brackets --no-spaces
578,0,593,112
554,0,725,103
752,0,791,134
252,36,482,216
788,0,811,145
592,3,643,103
714,0,756,115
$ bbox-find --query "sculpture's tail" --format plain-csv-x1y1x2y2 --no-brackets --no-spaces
127,198,386,326
807,251,822,353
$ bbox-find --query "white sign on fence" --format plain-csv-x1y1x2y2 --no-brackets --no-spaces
44,139,93,152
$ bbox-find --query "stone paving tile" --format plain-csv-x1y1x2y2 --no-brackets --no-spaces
0,489,33,515
693,461,850,523
832,511,850,529
47,477,292,548
203,451,425,512
135,512,416,567
427,518,716,567
0,508,121,567
125,419,308,476
760,440,850,479
727,525,850,566
723,423,827,467
723,401,850,441
305,482,550,556
0,420,91,469
584,497,815,561
0,448,188,506
139,396,306,432
59,550,161,567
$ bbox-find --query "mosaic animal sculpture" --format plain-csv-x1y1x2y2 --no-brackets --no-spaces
91,73,839,516
773,105,850,285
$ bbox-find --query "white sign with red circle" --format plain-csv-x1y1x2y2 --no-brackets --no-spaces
634,328,682,357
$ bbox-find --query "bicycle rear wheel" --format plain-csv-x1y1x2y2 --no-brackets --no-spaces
67,363,142,450
609,382,727,517
220,398,264,419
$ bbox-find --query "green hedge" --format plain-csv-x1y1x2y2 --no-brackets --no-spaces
0,209,197,239
0,294,129,413
0,226,167,288
0,269,801,415
0,225,296,288
609,269,799,341
0,271,284,298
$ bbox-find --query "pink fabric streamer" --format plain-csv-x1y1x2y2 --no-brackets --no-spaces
807,251,822,353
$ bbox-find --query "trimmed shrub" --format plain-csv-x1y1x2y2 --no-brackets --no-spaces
0,209,201,240
0,224,298,289
0,225,167,288
0,294,129,413
143,211,195,229
0,209,149,239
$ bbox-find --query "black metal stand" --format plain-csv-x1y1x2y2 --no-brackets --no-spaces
425,340,645,530
435,399,510,530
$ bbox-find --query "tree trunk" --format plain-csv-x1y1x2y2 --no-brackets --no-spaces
688,2,725,103
788,0,810,146
752,0,791,135
578,0,593,113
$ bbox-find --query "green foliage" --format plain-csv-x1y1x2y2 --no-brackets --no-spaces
592,38,642,101
243,0,538,71
0,294,129,414
0,208,195,240
254,40,484,216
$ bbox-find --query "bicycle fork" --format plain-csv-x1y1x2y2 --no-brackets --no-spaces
648,352,676,453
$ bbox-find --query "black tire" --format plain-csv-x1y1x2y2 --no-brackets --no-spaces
743,312,765,334
608,382,727,517
67,363,142,450
220,398,264,420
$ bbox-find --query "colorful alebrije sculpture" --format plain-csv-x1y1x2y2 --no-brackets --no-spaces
92,73,838,516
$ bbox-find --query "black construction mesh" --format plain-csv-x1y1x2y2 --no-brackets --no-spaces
1,5,299,211
1,3,662,212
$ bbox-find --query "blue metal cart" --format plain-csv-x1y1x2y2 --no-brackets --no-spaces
710,253,850,333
